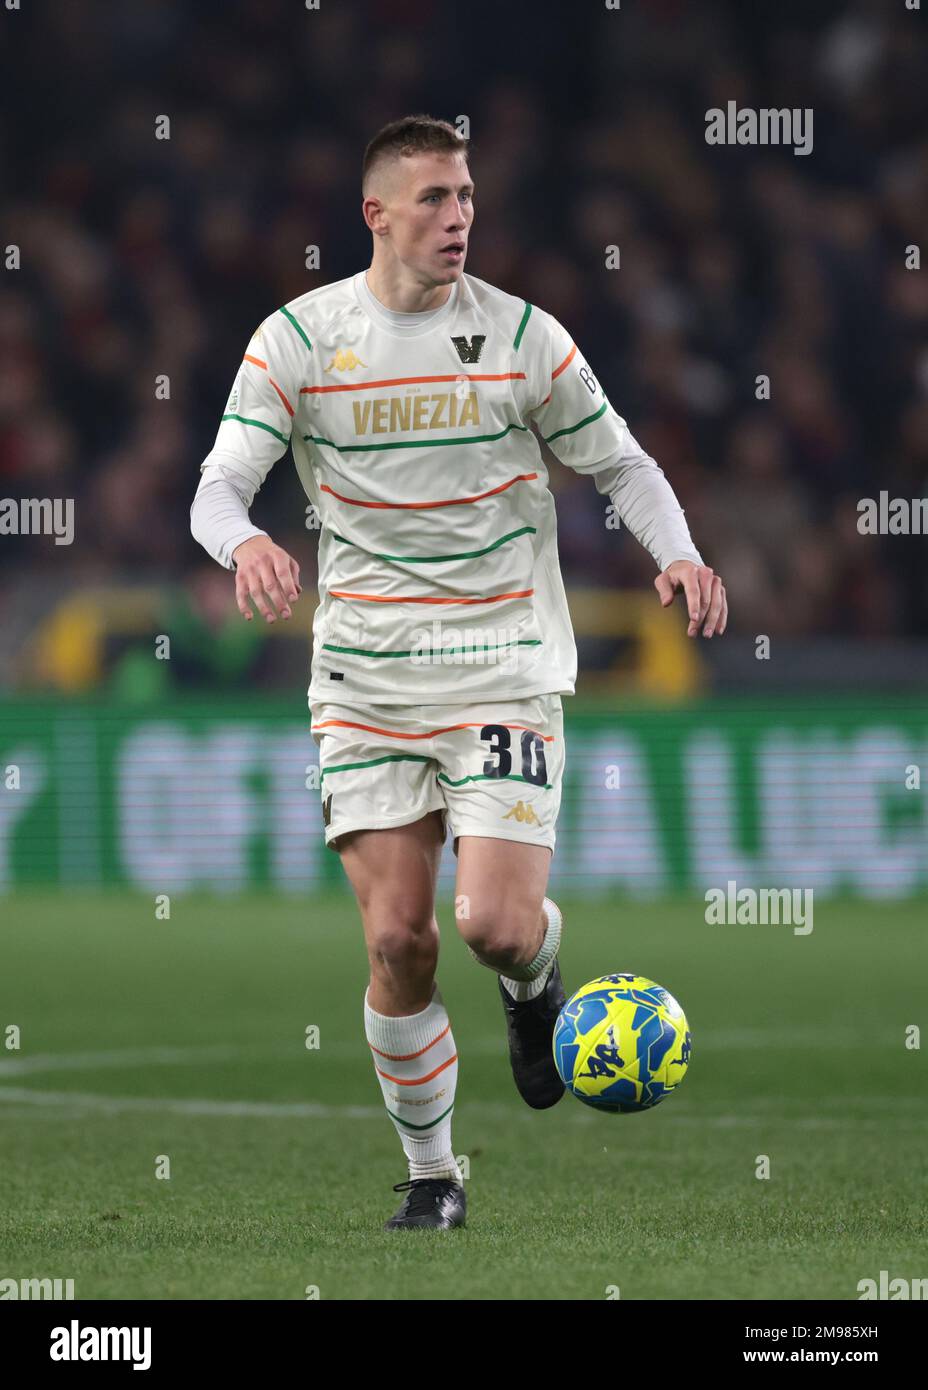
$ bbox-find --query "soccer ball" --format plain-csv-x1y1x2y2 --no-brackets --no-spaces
552,973,692,1113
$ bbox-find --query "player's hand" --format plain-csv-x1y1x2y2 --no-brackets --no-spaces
655,560,727,638
232,535,302,623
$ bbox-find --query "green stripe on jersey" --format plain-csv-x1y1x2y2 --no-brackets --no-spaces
303,421,528,454
513,301,533,350
321,638,543,659
330,525,537,563
221,414,290,444
543,398,608,443
277,305,313,351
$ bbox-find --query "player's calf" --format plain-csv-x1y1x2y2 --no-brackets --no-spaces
464,897,567,1109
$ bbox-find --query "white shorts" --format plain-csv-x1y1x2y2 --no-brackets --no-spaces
309,693,565,855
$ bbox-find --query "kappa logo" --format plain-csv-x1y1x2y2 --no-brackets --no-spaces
324,349,368,372
451,334,486,364
503,800,540,826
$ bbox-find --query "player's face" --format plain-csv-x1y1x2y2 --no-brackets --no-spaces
387,153,474,285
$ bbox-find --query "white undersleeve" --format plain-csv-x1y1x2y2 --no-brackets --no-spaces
190,462,269,570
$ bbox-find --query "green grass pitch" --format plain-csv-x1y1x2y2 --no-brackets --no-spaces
1,891,925,1300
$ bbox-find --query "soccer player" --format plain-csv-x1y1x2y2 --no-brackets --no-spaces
191,115,726,1231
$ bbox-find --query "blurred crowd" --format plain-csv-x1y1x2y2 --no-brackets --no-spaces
1,0,927,683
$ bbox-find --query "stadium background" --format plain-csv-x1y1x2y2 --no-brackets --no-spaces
1,0,925,896
0,0,926,1303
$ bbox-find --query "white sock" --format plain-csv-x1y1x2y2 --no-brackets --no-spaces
364,984,462,1184
499,898,562,1001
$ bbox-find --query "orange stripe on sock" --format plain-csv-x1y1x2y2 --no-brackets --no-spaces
368,1022,451,1061
374,1053,458,1086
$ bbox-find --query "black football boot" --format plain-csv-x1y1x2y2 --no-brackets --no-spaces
384,1178,467,1230
498,956,566,1109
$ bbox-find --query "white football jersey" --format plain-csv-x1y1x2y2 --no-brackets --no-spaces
199,270,701,704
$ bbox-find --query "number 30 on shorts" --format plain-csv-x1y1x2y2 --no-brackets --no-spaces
480,724,547,786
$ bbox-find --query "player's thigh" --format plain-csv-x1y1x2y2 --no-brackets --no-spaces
455,834,552,955
441,692,564,949
311,700,448,953
339,810,446,926
311,699,445,857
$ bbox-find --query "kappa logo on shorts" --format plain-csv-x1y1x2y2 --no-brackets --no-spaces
503,800,540,826
322,794,333,827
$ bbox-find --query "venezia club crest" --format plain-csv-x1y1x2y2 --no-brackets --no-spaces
450,334,486,364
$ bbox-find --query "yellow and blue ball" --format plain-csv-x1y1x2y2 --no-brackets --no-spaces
553,973,692,1113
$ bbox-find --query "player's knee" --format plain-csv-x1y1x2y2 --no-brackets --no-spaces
366,908,439,975
457,902,540,969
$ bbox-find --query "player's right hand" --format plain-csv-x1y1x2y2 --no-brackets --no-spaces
231,536,302,622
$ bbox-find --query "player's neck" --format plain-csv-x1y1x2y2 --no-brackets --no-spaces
364,265,454,314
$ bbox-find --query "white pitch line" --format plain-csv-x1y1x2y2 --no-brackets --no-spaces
0,1087,388,1119
0,1027,887,1081
0,1045,301,1073
0,1044,274,1077
0,1086,924,1131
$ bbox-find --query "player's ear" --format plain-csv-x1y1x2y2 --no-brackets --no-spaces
361,194,385,234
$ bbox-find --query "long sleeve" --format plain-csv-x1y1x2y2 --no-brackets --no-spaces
190,464,268,570
191,306,315,566
525,307,703,572
582,432,703,572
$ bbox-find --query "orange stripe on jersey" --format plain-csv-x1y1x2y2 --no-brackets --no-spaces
551,343,577,380
531,346,574,411
368,1022,451,1061
269,380,295,416
319,473,537,511
310,719,556,742
301,372,526,395
329,588,534,606
374,1053,458,1086
243,353,295,416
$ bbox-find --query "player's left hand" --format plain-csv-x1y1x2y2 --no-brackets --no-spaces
655,560,727,638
